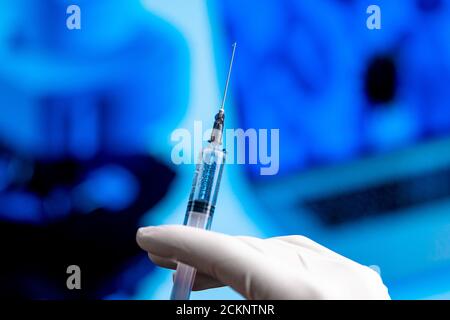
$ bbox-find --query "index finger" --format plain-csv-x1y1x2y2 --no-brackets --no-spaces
136,225,273,298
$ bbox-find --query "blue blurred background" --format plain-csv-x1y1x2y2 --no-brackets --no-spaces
1,0,450,299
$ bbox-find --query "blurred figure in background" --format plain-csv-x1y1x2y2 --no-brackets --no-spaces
0,0,188,298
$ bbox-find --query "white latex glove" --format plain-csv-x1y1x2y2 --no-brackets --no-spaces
136,225,390,300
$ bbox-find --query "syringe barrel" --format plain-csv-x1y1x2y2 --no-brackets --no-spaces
185,144,226,228
170,144,225,300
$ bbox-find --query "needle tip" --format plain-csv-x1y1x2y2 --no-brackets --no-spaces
220,42,237,111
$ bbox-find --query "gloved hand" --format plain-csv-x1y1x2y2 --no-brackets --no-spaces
136,225,390,300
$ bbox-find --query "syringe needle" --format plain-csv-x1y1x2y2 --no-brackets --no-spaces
220,42,237,111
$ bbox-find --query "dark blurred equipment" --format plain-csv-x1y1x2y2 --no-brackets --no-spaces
0,141,175,299
365,55,397,105
304,165,450,226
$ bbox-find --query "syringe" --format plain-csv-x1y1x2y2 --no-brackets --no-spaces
170,43,237,300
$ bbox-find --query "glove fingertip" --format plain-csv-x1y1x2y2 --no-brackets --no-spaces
136,226,156,250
